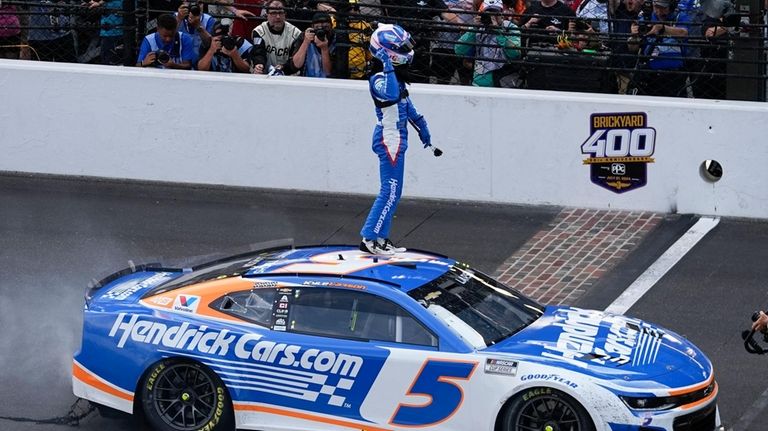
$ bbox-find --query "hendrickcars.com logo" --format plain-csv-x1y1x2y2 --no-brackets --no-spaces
581,113,656,193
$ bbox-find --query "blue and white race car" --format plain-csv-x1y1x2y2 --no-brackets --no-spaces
73,244,723,431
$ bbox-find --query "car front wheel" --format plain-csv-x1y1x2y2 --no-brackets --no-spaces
501,387,595,431
141,359,234,431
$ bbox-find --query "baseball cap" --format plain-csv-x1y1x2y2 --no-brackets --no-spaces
653,0,671,8
481,0,504,11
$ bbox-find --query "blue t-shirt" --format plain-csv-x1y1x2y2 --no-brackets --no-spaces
137,31,195,66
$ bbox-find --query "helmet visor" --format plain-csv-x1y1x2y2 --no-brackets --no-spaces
392,37,415,54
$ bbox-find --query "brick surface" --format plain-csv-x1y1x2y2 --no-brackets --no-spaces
494,208,662,305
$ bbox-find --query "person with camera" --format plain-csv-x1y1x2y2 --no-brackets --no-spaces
198,23,253,72
176,1,216,67
251,0,303,75
359,24,432,255
454,0,522,87
136,13,195,69
282,12,341,77
626,0,690,96
609,0,643,93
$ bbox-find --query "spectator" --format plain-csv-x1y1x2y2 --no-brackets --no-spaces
0,3,21,59
520,0,576,45
177,1,216,66
198,22,253,71
691,14,729,99
286,0,318,29
609,0,643,94
87,0,124,64
137,13,195,69
380,0,460,83
27,0,78,62
346,0,374,79
228,0,265,41
432,0,474,84
283,12,342,77
251,0,302,74
627,0,689,96
455,0,522,86
575,0,608,32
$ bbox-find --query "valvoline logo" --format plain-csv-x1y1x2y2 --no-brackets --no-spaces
173,295,200,313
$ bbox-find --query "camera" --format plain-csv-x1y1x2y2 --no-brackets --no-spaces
189,4,201,15
221,35,237,50
313,28,327,41
154,49,170,64
480,13,492,27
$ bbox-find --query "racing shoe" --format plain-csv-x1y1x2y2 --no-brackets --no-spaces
360,238,394,255
381,238,406,253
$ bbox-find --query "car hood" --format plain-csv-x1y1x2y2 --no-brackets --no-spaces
483,306,712,386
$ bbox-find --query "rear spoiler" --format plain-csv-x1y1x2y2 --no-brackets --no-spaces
86,239,296,303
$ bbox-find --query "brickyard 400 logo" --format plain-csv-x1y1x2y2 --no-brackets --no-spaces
581,113,656,193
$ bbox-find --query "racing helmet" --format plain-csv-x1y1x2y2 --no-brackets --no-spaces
369,24,415,66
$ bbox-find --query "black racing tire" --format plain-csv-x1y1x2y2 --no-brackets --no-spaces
500,387,595,431
141,359,234,431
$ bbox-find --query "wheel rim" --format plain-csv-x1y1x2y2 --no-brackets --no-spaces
152,364,217,430
515,395,582,431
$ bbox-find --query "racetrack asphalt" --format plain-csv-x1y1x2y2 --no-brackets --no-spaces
0,173,766,430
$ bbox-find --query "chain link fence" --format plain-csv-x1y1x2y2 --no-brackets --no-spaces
0,0,765,100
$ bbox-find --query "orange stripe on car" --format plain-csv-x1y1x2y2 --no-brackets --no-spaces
680,382,718,410
72,361,134,402
669,374,714,396
233,403,391,431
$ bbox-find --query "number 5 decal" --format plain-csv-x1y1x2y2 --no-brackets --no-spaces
389,359,478,427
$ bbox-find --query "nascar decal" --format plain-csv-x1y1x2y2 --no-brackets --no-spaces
542,308,663,368
581,112,656,193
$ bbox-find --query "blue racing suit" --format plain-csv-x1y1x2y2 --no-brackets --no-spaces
360,67,430,241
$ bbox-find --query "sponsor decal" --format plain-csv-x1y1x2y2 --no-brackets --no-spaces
542,308,662,368
484,358,517,376
581,112,656,193
103,273,173,300
302,281,366,290
520,373,578,388
253,281,278,289
173,295,200,313
373,178,399,235
149,296,173,306
109,313,364,378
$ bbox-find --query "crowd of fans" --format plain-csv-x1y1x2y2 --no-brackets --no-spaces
0,0,766,99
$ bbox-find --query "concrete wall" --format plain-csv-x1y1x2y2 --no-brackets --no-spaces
2,60,767,218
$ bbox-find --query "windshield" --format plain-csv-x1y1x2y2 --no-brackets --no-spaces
408,264,544,349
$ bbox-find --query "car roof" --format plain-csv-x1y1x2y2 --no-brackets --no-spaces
143,245,456,299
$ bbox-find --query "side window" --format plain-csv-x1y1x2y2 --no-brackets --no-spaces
289,288,438,347
215,288,276,327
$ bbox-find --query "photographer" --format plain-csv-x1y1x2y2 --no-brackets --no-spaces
198,23,253,72
176,1,215,66
136,13,195,69
610,0,644,93
283,12,340,77
454,0,522,87
627,0,690,96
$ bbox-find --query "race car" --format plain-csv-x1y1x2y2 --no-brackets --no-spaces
73,242,724,431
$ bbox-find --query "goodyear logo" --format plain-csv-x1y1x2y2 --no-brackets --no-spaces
581,112,656,193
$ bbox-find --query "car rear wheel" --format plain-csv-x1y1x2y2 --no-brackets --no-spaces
141,359,234,431
501,387,595,431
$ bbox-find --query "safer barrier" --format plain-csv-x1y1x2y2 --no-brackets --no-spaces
1,60,767,218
